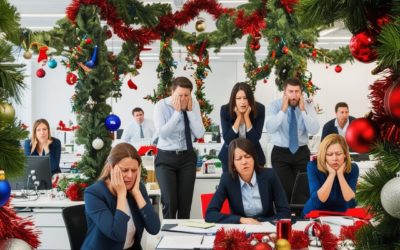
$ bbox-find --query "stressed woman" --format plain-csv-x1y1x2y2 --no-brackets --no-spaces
23,118,61,175
82,143,160,250
302,134,359,217
206,138,290,224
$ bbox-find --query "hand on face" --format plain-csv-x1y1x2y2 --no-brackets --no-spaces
281,93,289,112
172,93,181,112
187,96,193,111
130,166,142,196
326,163,337,176
244,106,251,118
337,162,346,176
298,94,305,111
110,165,127,197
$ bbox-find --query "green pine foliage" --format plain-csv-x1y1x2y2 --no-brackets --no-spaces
377,17,400,73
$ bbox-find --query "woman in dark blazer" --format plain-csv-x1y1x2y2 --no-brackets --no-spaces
206,138,290,224
82,143,160,250
219,82,266,173
23,118,61,175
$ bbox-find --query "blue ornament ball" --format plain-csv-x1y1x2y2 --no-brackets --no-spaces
105,114,121,131
0,177,11,207
47,59,58,69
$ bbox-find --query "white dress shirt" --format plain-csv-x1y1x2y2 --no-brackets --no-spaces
153,96,205,151
334,118,350,137
121,118,155,147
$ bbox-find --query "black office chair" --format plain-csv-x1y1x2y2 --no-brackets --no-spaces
62,204,87,250
290,172,310,217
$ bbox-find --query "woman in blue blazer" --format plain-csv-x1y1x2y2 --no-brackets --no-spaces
23,118,61,175
219,82,266,172
302,134,359,217
206,138,290,224
82,143,160,250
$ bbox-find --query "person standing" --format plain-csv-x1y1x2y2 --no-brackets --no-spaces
153,76,205,219
321,102,355,141
265,78,319,202
121,107,155,147
219,82,265,173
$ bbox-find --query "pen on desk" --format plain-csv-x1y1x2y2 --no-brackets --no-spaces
200,235,204,245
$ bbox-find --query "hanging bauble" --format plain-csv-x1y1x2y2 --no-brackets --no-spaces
127,79,138,90
275,239,291,250
337,239,356,250
85,38,93,44
66,72,78,85
335,65,342,73
384,82,400,122
0,103,15,123
37,46,48,64
0,238,32,250
195,17,206,32
23,51,32,60
105,114,121,131
0,170,11,207
92,137,104,150
36,68,46,78
311,49,317,58
253,242,272,250
282,46,289,54
86,96,97,110
380,173,400,219
47,58,57,69
134,58,143,69
253,32,262,41
85,45,98,68
345,118,377,153
279,68,288,79
349,31,378,63
250,40,261,51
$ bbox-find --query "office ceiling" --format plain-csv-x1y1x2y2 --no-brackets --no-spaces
9,0,352,60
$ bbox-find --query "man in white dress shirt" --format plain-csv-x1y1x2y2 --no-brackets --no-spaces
153,76,205,219
121,107,155,148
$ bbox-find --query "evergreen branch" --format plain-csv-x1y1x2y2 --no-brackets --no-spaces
377,18,400,72
0,0,21,41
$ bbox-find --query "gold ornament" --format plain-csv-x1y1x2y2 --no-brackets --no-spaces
23,51,32,59
0,103,15,123
195,17,206,32
275,239,291,250
0,170,5,180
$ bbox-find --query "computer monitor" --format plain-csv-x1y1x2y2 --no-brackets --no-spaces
9,156,52,190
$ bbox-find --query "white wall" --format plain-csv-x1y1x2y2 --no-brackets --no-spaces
15,56,379,138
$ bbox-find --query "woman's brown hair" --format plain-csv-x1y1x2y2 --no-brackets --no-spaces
227,138,260,178
30,118,52,154
228,82,257,119
98,143,142,180
317,134,352,174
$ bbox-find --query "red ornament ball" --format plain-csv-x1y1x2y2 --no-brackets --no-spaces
384,82,400,122
250,41,261,51
254,242,272,250
311,49,317,58
335,65,342,73
36,68,46,78
345,118,377,153
135,58,143,69
127,79,138,90
85,38,93,44
282,46,289,54
66,72,78,85
349,31,378,63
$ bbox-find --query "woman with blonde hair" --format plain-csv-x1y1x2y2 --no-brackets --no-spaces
302,134,359,217
82,143,160,250
23,118,61,174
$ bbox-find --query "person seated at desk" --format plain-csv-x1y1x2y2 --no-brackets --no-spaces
302,134,359,217
23,118,61,175
205,138,290,224
82,143,160,250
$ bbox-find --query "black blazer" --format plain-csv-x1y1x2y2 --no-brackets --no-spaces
205,168,291,224
218,102,266,172
321,116,356,141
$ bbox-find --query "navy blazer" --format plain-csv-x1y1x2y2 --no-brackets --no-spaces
205,168,291,224
218,102,266,172
81,180,160,250
23,137,61,174
321,116,356,141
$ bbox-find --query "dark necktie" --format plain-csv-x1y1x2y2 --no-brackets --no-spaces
183,111,193,151
139,124,144,139
289,107,299,154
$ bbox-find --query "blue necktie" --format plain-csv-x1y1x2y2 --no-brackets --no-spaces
139,124,144,138
183,111,193,151
289,107,299,154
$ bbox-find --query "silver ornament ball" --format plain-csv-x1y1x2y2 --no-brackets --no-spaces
380,175,400,219
0,238,33,250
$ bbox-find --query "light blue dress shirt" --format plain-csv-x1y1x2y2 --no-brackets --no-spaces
265,98,320,148
153,96,205,151
121,118,155,144
239,171,263,217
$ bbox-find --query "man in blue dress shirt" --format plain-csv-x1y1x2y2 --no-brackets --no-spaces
265,78,320,203
153,77,205,219
121,107,156,148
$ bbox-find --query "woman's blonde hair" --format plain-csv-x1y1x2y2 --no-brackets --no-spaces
30,119,52,154
317,134,352,174
98,143,142,180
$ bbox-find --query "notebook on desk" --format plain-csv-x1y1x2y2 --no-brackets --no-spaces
156,235,214,249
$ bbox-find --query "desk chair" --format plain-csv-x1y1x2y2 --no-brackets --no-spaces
290,172,310,217
200,193,230,218
62,204,87,250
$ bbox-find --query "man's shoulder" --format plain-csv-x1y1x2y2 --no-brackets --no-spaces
323,118,336,127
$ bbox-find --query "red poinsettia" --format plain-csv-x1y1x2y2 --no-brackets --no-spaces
214,228,252,250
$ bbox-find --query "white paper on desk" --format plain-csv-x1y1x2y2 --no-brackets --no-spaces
245,222,276,233
319,216,354,226
195,236,215,249
170,225,214,234
157,235,203,249
292,220,314,231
